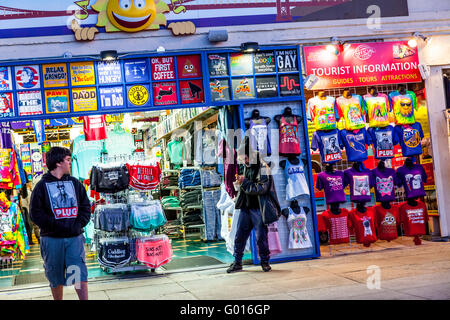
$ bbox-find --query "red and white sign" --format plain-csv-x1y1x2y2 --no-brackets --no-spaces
54,207,78,219
151,57,175,81
304,41,421,89
83,115,107,141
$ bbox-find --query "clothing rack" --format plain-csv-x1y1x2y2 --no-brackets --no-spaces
91,156,168,274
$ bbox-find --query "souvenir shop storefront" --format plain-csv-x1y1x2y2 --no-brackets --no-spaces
0,45,323,288
302,41,439,249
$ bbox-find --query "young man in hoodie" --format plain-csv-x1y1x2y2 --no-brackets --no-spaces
30,147,91,300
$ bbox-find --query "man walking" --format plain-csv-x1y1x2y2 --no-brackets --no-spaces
30,147,91,300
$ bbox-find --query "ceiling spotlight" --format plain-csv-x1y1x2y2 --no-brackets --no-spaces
408,32,429,48
240,42,259,53
157,46,166,53
100,50,118,61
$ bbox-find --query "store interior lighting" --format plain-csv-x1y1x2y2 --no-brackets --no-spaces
326,37,343,55
240,42,259,53
408,32,429,48
100,50,118,61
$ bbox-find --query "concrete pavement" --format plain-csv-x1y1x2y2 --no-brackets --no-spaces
1,238,449,300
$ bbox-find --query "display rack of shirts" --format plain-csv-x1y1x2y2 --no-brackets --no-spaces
375,204,399,241
388,90,418,125
348,206,377,246
336,94,366,130
396,163,427,199
363,92,391,128
339,128,370,162
367,125,397,159
393,122,424,157
371,167,398,203
399,200,428,237
307,95,337,131
311,129,343,164
316,170,346,204
286,207,312,249
344,167,373,203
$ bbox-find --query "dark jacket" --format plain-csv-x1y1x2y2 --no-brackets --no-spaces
30,172,91,238
235,162,281,224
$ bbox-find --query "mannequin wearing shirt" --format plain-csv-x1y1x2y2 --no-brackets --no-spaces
279,155,307,170
404,196,426,245
245,109,272,157
274,107,302,156
281,200,310,217
274,107,302,127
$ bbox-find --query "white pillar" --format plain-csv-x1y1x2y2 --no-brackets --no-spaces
424,65,450,238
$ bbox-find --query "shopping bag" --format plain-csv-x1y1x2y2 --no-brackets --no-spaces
267,221,283,256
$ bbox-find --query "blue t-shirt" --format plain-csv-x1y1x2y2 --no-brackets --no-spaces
311,129,343,164
339,128,370,162
367,125,398,159
393,122,424,157
72,134,104,180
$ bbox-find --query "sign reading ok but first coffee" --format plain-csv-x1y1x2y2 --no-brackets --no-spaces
0,47,303,121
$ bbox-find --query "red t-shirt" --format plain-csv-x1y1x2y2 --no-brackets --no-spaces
349,207,377,245
399,201,429,236
83,115,107,141
375,204,399,241
321,208,351,245
126,162,161,191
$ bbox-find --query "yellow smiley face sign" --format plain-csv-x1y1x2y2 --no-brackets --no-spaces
107,0,157,32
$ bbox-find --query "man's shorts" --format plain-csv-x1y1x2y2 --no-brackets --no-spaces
40,234,88,288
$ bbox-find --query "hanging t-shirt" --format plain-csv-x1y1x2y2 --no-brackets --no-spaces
72,134,104,181
344,167,373,203
349,207,377,245
126,162,161,191
399,201,428,236
321,208,351,245
0,122,12,149
307,96,337,131
367,125,397,159
363,93,391,128
336,94,366,130
310,129,343,164
249,118,271,156
371,167,398,203
167,139,184,167
396,164,427,199
375,204,399,241
284,158,309,201
279,116,301,156
104,129,136,157
394,122,424,157
388,90,418,125
340,128,370,162
83,115,107,141
286,207,312,249
316,170,346,204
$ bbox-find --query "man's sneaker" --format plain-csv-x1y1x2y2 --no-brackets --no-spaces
226,262,243,273
261,261,271,272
